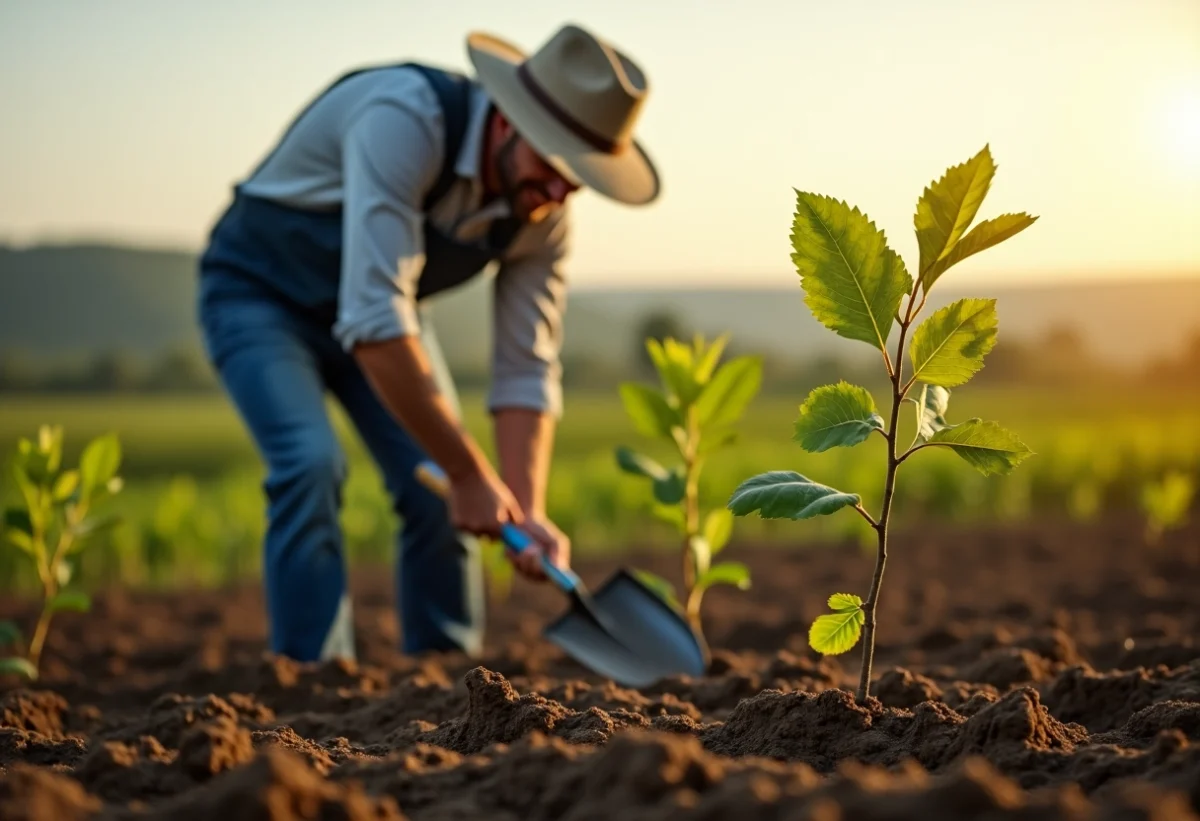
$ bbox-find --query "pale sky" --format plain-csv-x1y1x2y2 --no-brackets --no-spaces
1,0,1197,290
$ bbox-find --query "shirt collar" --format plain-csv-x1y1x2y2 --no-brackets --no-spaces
452,83,512,221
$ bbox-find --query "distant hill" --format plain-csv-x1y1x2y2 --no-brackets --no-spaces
2,242,1198,372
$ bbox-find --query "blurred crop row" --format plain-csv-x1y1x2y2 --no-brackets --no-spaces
1,384,1196,593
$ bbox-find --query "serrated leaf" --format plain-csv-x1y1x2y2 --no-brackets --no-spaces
809,608,865,655
615,447,670,481
927,419,1033,476
728,471,860,520
827,592,863,613
695,561,751,593
792,191,913,353
652,470,686,505
916,145,996,285
909,298,999,387
704,508,734,554
0,657,37,680
80,432,121,498
0,620,22,646
793,382,884,452
694,356,763,429
914,384,952,441
924,212,1038,287
48,591,91,614
619,383,680,439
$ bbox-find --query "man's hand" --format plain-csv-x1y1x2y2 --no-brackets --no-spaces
447,468,526,539
508,514,571,582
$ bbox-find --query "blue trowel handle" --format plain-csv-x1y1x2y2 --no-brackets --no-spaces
414,460,581,594
498,522,581,593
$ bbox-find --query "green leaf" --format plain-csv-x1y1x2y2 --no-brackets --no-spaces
3,527,36,555
809,606,865,655
632,569,680,610
689,534,712,578
53,470,80,502
693,333,729,383
79,432,122,499
615,447,670,481
67,513,122,549
48,591,91,614
827,592,863,613
703,508,734,554
923,212,1038,287
652,470,686,506
693,356,763,429
699,430,738,455
913,384,952,442
791,191,914,353
0,620,22,646
39,425,65,475
927,419,1033,476
909,298,998,387
695,561,751,593
0,657,37,680
728,471,860,520
650,503,685,529
619,383,680,439
4,507,32,536
915,145,996,287
655,338,703,406
793,382,884,452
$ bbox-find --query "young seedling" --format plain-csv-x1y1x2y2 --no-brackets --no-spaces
727,145,1037,703
1,425,123,680
1139,470,1195,546
615,333,762,638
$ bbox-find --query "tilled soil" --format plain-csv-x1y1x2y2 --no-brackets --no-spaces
1,513,1198,820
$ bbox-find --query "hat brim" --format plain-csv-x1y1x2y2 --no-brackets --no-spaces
466,32,660,206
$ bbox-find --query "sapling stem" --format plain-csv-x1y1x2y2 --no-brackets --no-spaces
856,285,921,703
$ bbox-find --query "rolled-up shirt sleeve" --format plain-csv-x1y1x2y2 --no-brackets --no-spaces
332,99,441,351
489,207,571,418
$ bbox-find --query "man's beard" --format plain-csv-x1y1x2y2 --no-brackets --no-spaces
497,134,554,222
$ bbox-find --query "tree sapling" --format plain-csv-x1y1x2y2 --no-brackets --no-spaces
1,425,124,679
727,145,1037,702
615,333,762,638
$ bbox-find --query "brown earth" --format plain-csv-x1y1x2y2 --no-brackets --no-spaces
1,512,1199,820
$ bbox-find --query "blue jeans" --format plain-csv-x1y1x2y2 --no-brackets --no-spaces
197,269,485,661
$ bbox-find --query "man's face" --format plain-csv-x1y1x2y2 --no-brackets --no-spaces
491,116,580,223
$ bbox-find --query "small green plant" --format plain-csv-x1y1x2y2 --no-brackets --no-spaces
727,145,1037,703
1139,470,1195,545
615,333,763,637
1,425,123,680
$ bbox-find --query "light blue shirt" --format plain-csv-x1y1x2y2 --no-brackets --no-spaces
238,65,571,417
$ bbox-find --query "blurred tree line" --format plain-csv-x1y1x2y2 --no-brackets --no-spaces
3,313,1199,395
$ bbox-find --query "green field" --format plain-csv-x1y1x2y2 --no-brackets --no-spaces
2,384,1198,592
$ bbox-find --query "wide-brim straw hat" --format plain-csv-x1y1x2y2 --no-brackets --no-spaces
466,23,660,206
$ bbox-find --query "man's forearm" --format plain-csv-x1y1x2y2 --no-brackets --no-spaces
352,334,491,481
493,407,556,516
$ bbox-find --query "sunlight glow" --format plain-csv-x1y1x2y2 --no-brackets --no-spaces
1161,83,1200,177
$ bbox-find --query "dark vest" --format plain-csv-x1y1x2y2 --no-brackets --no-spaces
197,62,521,327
